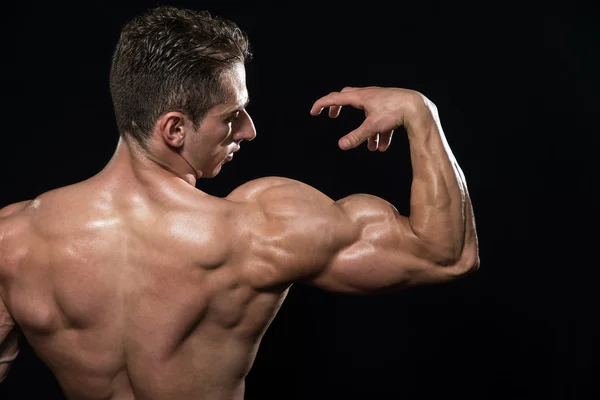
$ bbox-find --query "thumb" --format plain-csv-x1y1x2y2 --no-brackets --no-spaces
338,121,373,150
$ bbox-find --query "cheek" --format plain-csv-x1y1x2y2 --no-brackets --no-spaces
200,132,226,156
213,131,233,154
222,125,234,143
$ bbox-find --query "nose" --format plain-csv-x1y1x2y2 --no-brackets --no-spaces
235,109,256,142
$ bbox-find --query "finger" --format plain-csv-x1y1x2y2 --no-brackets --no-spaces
367,134,380,152
328,87,360,118
338,120,375,150
378,130,394,152
329,105,342,118
310,91,363,116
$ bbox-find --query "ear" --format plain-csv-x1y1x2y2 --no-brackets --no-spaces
158,112,189,148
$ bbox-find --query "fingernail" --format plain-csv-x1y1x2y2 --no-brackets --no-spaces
340,139,350,150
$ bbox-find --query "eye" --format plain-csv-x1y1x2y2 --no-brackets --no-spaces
227,111,240,124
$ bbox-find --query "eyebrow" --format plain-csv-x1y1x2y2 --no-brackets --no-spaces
228,97,250,114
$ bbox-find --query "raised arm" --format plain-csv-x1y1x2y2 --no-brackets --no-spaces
228,87,479,294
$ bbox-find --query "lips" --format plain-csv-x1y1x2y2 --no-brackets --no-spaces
224,146,239,163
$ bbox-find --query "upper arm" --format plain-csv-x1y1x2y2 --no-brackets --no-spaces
228,178,477,294
308,193,478,293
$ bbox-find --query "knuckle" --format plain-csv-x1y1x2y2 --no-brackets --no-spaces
328,92,341,103
367,117,384,132
349,133,363,146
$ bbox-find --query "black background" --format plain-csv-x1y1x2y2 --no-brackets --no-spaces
1,2,598,399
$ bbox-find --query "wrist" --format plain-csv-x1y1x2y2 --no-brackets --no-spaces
403,95,438,141
405,116,437,143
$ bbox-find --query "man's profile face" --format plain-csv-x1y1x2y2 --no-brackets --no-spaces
186,63,255,178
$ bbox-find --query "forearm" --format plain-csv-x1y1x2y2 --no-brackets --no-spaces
405,104,473,265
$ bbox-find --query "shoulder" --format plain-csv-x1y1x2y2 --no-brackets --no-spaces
225,175,343,233
223,178,358,288
224,176,336,240
226,176,303,201
226,176,334,206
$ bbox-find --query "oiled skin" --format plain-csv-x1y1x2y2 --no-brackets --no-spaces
0,87,479,399
0,146,294,399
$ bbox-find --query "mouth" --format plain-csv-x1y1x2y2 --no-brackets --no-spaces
223,145,239,164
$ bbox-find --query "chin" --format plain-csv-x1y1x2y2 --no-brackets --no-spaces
204,166,222,178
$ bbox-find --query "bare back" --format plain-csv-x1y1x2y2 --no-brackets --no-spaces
0,176,289,400
0,87,481,400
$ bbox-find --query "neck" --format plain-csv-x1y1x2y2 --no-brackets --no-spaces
103,136,200,187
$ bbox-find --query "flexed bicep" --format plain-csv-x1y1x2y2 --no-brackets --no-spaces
230,176,476,293
298,193,476,294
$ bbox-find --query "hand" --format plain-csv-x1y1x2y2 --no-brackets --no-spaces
310,86,433,151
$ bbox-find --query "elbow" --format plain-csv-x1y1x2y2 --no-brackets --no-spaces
461,251,480,275
424,243,465,268
412,230,480,278
444,241,480,278
425,233,480,277
414,232,469,269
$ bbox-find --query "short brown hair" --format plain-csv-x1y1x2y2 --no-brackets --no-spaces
109,6,252,151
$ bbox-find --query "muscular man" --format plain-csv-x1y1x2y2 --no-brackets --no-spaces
0,6,479,400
